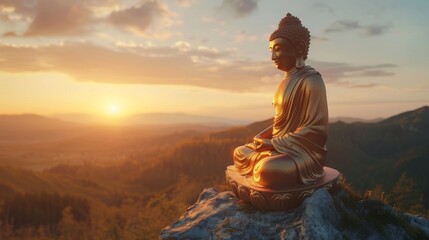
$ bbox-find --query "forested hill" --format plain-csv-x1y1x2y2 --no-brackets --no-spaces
3,107,427,209
126,106,429,211
0,106,427,238
327,106,428,207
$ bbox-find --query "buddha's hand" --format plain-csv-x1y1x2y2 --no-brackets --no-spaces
252,135,263,150
253,134,262,142
254,138,274,151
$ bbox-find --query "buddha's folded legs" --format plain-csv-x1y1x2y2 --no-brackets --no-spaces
252,153,298,188
233,144,299,188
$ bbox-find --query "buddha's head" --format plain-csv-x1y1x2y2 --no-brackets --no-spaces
269,13,310,72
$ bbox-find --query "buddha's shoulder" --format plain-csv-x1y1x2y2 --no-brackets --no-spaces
300,68,325,88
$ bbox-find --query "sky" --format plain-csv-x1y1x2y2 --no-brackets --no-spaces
0,0,428,122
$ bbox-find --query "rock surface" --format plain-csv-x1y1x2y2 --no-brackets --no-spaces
160,188,429,240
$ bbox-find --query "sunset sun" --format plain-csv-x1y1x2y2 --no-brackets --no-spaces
106,104,120,116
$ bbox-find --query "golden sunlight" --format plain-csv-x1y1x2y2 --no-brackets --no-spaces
109,104,118,114
106,103,121,117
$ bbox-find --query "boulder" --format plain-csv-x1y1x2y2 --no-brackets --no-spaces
160,188,429,240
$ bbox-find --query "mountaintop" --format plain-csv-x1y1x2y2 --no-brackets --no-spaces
161,187,429,240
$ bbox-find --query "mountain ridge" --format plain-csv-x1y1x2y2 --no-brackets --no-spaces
51,112,249,126
0,114,79,131
0,106,428,238
134,105,429,210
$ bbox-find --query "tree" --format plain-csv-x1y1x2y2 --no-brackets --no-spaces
58,206,87,240
389,172,426,215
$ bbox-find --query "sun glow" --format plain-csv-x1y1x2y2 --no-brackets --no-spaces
109,104,118,113
106,103,121,117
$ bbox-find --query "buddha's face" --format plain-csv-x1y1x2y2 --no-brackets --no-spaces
269,38,297,72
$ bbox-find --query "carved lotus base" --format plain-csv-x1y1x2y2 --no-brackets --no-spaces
225,165,341,211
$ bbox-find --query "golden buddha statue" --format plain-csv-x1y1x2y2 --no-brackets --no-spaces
226,13,341,210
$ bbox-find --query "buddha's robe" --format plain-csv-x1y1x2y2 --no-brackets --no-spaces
233,66,328,187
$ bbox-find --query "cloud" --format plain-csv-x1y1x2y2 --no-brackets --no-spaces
0,42,395,91
362,24,390,36
201,16,226,25
219,0,259,18
0,0,93,36
108,1,171,35
311,36,329,42
176,0,194,7
234,30,258,43
0,0,36,16
309,60,396,88
324,20,390,36
324,20,360,33
0,4,27,22
26,0,93,36
0,42,265,91
311,1,334,14
173,41,191,52
3,31,18,37
0,0,177,37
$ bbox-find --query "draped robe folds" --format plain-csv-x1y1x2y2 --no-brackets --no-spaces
233,66,329,185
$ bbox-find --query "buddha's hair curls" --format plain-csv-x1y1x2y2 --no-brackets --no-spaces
269,13,311,60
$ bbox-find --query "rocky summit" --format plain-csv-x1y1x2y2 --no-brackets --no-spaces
160,188,429,240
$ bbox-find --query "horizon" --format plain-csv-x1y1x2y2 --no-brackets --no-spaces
4,106,426,120
1,0,428,120
1,104,427,126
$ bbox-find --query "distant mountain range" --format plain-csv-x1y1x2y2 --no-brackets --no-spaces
52,113,386,125
0,114,79,131
50,112,250,126
0,114,83,142
0,113,232,144
0,112,386,128
0,106,427,211
329,116,383,123
122,113,381,126
126,112,249,126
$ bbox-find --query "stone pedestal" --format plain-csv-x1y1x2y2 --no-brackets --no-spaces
225,165,341,210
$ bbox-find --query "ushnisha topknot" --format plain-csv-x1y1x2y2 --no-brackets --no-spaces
269,13,311,60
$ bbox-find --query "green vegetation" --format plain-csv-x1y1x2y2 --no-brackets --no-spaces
3,192,89,229
0,190,188,240
0,106,428,238
332,180,429,239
